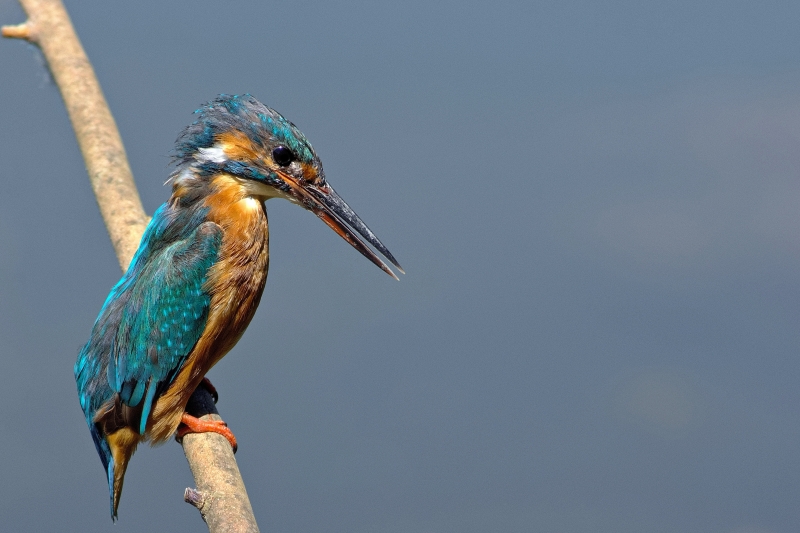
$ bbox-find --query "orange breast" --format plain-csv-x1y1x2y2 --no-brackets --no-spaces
149,173,270,442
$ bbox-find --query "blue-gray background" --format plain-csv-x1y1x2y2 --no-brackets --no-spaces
1,1,799,532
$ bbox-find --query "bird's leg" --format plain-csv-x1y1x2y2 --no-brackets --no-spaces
200,376,219,404
177,413,238,453
175,377,236,452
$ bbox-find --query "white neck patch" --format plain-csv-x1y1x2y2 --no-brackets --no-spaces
196,145,228,164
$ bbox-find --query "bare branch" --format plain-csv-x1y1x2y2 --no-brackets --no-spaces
4,1,260,531
182,388,260,533
4,0,147,268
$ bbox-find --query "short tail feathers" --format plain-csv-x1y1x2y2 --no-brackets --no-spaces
107,459,119,521
91,425,139,520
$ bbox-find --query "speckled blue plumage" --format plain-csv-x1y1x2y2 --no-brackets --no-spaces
74,200,221,516
176,93,317,178
182,94,312,152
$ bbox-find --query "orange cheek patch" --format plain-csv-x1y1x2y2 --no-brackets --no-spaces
215,130,261,163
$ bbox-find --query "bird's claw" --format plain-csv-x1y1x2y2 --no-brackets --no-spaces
176,413,237,453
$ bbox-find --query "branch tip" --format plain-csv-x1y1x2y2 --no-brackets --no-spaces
2,22,33,41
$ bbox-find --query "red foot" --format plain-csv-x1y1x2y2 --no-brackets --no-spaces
177,413,238,453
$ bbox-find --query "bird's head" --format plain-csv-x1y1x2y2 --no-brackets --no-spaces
171,94,402,279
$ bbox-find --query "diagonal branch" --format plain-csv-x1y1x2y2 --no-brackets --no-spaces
3,0,147,269
3,1,259,531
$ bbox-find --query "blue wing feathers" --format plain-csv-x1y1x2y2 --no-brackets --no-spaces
139,380,159,435
75,203,222,438
114,219,222,425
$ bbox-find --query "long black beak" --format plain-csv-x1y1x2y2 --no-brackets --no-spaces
281,177,404,279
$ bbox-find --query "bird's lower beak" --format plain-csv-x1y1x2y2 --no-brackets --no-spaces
280,175,403,279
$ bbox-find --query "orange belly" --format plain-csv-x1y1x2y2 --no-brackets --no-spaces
149,173,270,442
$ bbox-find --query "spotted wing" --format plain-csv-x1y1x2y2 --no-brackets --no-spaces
97,219,222,434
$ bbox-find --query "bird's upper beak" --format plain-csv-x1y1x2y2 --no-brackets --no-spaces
277,174,404,279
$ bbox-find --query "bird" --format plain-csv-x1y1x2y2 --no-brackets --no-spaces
73,94,402,520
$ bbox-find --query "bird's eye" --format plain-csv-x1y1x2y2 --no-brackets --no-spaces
272,146,295,167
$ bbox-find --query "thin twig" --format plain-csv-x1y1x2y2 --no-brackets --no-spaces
1,22,31,40
3,1,260,531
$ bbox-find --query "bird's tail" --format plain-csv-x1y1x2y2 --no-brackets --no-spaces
91,425,139,521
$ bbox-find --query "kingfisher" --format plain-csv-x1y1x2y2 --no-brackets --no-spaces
73,94,402,520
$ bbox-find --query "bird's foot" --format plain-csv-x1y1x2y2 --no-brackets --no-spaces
176,413,238,453
199,376,219,404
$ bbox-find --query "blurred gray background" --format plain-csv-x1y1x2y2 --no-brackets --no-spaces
2,1,800,532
